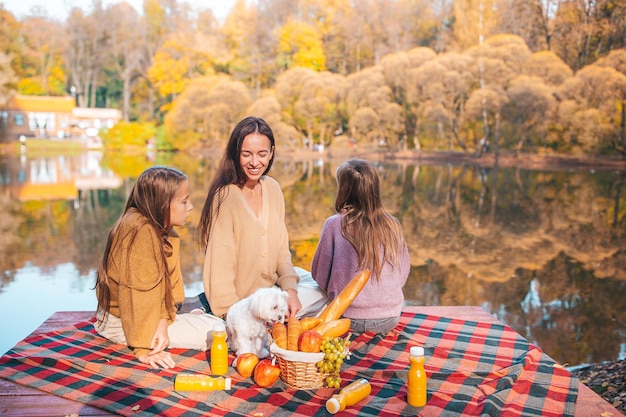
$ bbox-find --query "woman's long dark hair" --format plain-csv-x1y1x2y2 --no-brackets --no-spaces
95,166,187,323
195,116,276,250
335,159,405,279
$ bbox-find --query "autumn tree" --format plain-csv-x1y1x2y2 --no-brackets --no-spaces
502,75,557,152
453,0,498,50
18,16,67,95
380,47,437,146
594,49,626,155
406,53,473,150
556,57,626,155
275,66,318,148
344,66,398,146
223,0,279,95
100,2,146,121
524,50,573,87
0,8,20,104
66,7,106,107
464,84,508,155
277,19,326,71
550,0,625,72
163,75,252,150
246,93,301,150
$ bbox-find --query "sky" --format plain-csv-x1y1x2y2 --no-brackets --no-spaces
2,0,237,22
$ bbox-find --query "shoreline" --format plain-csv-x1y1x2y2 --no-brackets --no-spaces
312,148,626,171
568,359,626,414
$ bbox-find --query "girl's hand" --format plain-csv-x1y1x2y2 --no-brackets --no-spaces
285,289,302,319
138,350,176,369
149,318,171,354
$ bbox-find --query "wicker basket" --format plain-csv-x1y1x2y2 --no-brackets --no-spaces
269,343,328,389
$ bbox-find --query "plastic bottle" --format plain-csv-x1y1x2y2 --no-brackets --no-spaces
407,346,427,407
210,322,229,375
173,373,232,391
325,378,372,414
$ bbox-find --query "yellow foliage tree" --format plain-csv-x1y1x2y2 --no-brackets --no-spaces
278,20,326,71
148,46,190,112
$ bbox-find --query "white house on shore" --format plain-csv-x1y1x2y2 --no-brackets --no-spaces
1,95,122,143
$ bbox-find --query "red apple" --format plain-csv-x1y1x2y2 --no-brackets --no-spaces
298,330,323,353
253,358,281,387
236,353,260,378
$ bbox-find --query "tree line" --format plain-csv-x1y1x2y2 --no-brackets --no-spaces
0,0,625,156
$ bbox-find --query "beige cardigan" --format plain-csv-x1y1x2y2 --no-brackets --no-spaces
105,209,184,358
203,176,299,317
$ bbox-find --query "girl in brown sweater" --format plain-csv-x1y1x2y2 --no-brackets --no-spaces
95,166,223,369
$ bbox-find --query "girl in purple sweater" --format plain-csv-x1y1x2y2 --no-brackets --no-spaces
311,159,410,334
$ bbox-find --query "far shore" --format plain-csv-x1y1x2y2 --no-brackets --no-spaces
3,138,626,172
284,146,626,172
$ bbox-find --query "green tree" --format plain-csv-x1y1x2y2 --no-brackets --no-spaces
101,2,145,121
66,6,106,107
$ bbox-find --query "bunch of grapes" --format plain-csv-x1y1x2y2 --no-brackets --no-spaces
316,335,350,388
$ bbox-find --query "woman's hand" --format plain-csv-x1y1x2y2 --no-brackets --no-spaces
138,350,176,369
285,288,302,319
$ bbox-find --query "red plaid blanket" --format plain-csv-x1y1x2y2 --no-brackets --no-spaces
0,311,577,416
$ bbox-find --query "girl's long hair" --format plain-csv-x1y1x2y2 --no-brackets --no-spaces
335,159,405,279
195,116,275,250
95,166,187,323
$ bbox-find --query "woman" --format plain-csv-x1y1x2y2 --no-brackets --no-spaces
312,159,410,334
196,116,327,319
94,166,222,369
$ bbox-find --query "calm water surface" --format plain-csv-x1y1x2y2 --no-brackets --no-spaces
1,151,625,367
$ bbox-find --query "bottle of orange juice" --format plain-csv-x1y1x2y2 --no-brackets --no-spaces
174,373,232,391
325,378,372,414
407,346,427,407
210,322,229,375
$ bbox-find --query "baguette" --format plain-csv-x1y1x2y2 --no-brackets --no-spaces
318,270,371,322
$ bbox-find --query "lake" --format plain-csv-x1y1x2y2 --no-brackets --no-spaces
0,150,625,367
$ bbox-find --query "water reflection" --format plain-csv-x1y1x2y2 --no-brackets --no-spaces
0,152,624,366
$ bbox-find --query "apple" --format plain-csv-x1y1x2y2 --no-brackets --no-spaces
253,358,281,388
236,353,260,378
298,330,323,353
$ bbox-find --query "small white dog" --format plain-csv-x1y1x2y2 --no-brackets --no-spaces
226,286,289,359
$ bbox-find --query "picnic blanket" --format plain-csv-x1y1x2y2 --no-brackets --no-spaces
0,310,578,416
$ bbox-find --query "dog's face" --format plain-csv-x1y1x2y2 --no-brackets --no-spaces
249,287,289,324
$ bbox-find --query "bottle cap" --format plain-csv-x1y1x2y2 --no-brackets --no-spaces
410,346,424,357
224,377,232,390
213,322,226,332
325,397,341,414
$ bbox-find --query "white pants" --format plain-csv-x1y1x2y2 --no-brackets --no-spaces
294,267,329,318
95,312,225,351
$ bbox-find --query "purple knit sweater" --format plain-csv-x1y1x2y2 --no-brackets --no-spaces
311,214,410,320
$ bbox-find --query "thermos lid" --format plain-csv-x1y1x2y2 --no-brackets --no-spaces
410,346,424,356
214,322,226,332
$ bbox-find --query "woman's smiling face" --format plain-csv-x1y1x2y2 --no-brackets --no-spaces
239,133,274,186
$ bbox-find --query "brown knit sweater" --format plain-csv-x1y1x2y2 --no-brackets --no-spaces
105,209,184,358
